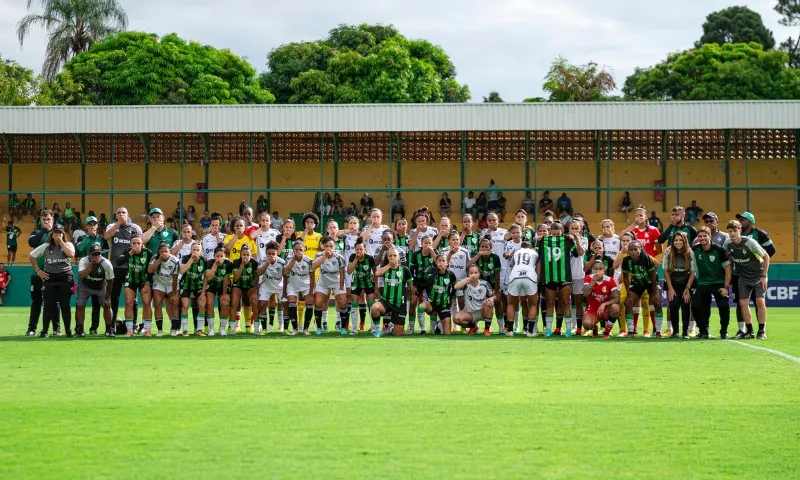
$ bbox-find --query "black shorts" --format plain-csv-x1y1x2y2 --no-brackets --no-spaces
630,283,659,298
7,245,16,253
232,285,254,305
180,289,202,299
351,286,375,296
125,281,148,292
379,299,407,325
413,281,429,297
731,275,759,303
544,281,571,292
431,303,451,319
206,284,229,296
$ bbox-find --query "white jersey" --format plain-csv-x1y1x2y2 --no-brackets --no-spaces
482,228,509,260
314,252,346,290
260,257,286,293
501,239,523,283
287,256,313,292
601,235,621,259
463,280,494,313
570,236,590,282
362,225,389,257
254,228,281,265
150,254,180,287
342,233,359,262
508,247,539,284
171,239,195,265
411,226,439,251
201,233,225,261
441,246,470,281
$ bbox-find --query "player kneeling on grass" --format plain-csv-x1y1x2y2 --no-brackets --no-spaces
312,236,348,335
256,241,285,335
179,243,207,336
230,244,259,335
505,242,539,337
202,246,232,336
371,248,413,337
284,242,315,336
621,241,664,337
582,261,621,338
148,243,180,337
420,254,457,335
452,265,496,334
116,236,153,337
76,244,114,337
347,238,376,335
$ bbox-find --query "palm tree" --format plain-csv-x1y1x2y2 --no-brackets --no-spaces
17,0,128,80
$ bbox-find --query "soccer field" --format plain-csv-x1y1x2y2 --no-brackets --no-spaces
1,307,798,479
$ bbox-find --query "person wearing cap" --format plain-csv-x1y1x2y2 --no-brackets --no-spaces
76,243,115,337
142,208,178,257
724,219,770,339
658,206,698,247
729,211,775,338
699,212,729,248
104,206,143,333
76,215,110,334
25,209,54,336
28,224,75,337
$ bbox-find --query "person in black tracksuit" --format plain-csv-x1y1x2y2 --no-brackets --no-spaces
28,225,75,337
103,207,143,333
26,210,54,336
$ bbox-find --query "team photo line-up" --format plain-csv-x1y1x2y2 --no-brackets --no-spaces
22,199,773,340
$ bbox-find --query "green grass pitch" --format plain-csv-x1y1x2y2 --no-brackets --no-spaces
1,307,798,479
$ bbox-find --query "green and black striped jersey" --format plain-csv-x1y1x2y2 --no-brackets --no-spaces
521,228,534,244
333,237,345,256
181,257,207,291
537,236,578,283
622,254,656,289
426,267,456,308
349,253,376,289
207,259,233,290
117,248,153,284
393,235,409,265
278,235,295,260
232,258,259,289
462,232,481,257
380,266,412,308
409,250,435,284
475,253,502,288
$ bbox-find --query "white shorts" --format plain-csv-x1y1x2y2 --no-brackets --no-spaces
152,283,174,295
259,282,283,301
506,277,537,297
344,272,353,289
314,283,345,296
466,309,484,323
571,278,584,293
286,286,310,299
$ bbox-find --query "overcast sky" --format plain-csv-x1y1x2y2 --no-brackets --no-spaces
0,0,795,102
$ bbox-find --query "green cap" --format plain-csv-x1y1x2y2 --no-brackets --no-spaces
149,208,163,216
736,212,755,225
85,216,98,224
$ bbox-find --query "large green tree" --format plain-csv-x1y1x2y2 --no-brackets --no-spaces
775,0,800,67
623,42,800,100
482,91,504,102
542,56,616,102
17,0,128,80
260,23,470,104
58,31,274,105
0,55,37,105
695,6,775,50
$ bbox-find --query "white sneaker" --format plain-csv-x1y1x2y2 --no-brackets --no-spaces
170,330,178,337
267,324,273,333
303,329,311,336
288,330,297,336
278,325,284,333
219,329,227,336
156,330,164,338
208,330,215,337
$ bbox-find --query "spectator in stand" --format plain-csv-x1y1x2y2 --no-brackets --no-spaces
360,193,374,220
649,211,663,231
271,211,284,231
238,200,247,216
439,193,452,219
71,212,83,234
319,193,332,216
475,192,488,220
463,191,476,216
186,205,196,228
391,193,405,221
556,193,573,217
51,202,62,222
539,191,554,217
224,213,233,232
64,202,75,224
332,193,344,215
620,191,633,223
256,194,269,215
200,210,212,233
72,219,86,245
496,191,507,222
173,201,186,222
521,191,535,216
344,202,357,218
98,213,109,233
5,220,21,262
9,194,21,221
0,262,9,306
685,200,703,226
487,179,499,211
22,193,36,216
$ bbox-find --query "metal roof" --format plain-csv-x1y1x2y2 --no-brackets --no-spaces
1,101,799,134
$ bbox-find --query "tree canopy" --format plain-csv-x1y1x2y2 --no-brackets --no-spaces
542,56,616,102
622,42,800,101
57,31,274,105
695,6,775,50
482,91,504,102
259,23,470,104
775,0,800,67
17,0,128,80
0,55,38,105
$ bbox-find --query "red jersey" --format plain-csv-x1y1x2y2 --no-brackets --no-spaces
244,223,259,238
0,270,9,288
583,274,618,312
634,226,660,257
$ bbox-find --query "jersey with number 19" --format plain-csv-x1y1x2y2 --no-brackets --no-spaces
506,248,538,296
537,236,578,284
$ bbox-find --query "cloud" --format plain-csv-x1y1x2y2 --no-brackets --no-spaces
0,0,796,102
